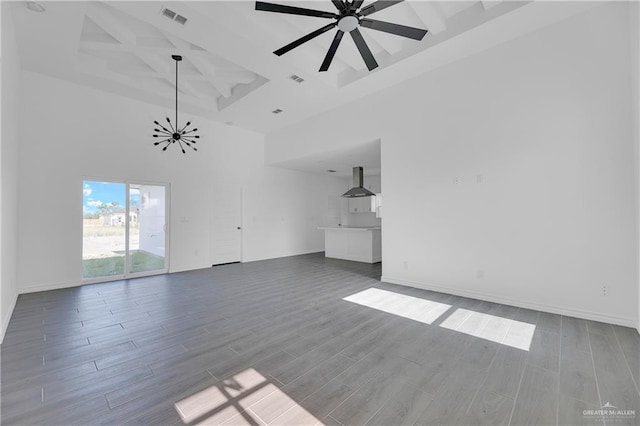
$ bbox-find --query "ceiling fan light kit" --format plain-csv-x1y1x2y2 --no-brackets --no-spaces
255,0,428,72
152,55,200,154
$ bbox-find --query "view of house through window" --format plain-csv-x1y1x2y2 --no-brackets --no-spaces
82,180,168,280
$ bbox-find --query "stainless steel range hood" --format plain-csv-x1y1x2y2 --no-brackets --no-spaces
342,166,375,198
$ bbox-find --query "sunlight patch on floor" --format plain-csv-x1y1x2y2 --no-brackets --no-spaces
439,308,536,351
342,288,452,325
174,368,322,425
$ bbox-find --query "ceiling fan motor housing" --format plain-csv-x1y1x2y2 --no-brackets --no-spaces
337,15,359,32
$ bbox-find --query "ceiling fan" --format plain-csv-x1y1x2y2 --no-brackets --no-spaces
255,0,428,72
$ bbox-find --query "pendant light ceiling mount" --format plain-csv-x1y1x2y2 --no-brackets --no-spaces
152,54,199,154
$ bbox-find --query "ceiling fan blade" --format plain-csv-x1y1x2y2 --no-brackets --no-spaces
274,23,337,56
350,0,365,11
350,28,378,71
360,18,428,40
359,0,403,17
319,30,344,72
331,0,347,12
255,1,337,19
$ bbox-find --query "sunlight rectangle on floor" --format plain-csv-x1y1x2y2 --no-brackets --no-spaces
439,308,536,351
342,288,452,325
174,368,321,425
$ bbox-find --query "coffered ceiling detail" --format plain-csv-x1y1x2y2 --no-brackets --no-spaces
76,2,267,112
10,1,600,133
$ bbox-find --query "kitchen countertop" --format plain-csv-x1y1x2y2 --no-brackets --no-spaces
318,226,381,231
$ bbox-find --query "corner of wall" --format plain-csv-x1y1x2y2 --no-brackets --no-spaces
1,1,22,343
631,1,640,334
0,294,17,343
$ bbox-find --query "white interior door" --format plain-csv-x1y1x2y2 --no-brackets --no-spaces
211,186,242,265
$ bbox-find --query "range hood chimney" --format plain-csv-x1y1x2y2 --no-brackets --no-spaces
342,166,375,198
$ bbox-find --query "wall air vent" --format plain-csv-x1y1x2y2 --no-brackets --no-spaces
161,7,188,25
289,75,305,83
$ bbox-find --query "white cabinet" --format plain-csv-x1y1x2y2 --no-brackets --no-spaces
375,193,382,218
348,196,375,213
322,228,381,263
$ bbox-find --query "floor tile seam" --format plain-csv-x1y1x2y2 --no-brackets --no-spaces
0,358,100,388
329,363,388,418
43,322,125,341
610,325,640,399
586,324,605,423
326,414,345,426
464,341,506,417
523,359,560,375
556,315,563,426
585,324,616,338
587,331,637,378
278,353,356,391
559,393,604,408
506,350,529,426
105,367,216,410
558,346,593,361
34,369,155,409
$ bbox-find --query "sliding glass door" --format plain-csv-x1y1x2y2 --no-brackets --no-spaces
82,180,169,281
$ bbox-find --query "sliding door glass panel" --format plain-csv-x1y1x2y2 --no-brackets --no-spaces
82,181,126,279
128,184,166,274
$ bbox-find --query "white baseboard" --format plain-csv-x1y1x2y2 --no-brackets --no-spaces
382,275,638,329
242,249,324,264
19,280,84,294
169,263,211,273
1,291,18,344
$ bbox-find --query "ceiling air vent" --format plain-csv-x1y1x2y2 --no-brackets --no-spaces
174,14,188,25
289,75,305,83
161,7,188,25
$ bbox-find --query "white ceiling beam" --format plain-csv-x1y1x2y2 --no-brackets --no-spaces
405,1,447,34
78,40,199,55
187,55,232,98
359,27,403,56
212,69,256,85
136,53,203,99
162,32,234,98
481,0,504,11
113,70,212,82
85,6,137,46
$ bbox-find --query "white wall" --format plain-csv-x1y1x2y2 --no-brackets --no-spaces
631,2,640,332
17,71,344,293
207,129,345,263
266,3,638,327
1,3,22,341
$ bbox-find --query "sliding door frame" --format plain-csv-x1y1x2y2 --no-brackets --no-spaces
81,176,171,284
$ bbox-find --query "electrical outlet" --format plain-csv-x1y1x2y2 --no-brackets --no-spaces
403,261,409,270
477,270,485,280
601,285,608,296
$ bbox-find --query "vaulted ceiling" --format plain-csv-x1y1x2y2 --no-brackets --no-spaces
10,1,598,134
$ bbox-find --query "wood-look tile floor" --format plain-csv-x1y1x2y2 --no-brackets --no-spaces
2,253,639,425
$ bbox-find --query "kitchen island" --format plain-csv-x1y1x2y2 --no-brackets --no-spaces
318,226,381,263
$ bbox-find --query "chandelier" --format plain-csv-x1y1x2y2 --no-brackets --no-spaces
153,55,199,154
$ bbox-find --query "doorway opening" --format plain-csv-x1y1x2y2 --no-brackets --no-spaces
82,180,169,282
